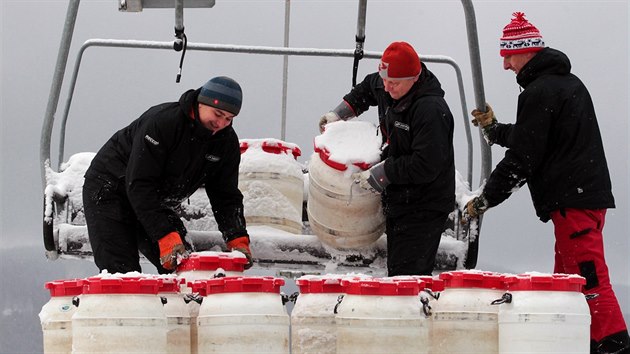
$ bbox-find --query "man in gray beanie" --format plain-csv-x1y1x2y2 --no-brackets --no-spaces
83,76,253,274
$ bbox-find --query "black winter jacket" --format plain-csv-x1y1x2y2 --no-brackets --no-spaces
343,64,455,216
85,89,248,242
484,47,615,222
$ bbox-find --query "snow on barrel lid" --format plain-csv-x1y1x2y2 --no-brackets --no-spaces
439,270,506,290
503,273,586,292
81,273,161,295
45,279,83,297
296,275,345,294
191,276,285,296
176,251,248,273
239,138,301,159
314,120,382,171
340,277,423,296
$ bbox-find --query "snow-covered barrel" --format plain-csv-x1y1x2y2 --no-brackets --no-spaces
71,275,167,354
239,138,304,234
307,121,384,249
39,279,82,354
431,270,506,354
192,276,289,353
497,273,590,353
156,276,191,354
336,277,429,354
291,275,346,354
175,251,248,354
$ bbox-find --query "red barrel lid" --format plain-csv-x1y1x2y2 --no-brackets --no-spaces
191,276,285,296
239,141,249,154
177,252,248,273
239,139,301,160
45,279,83,297
406,275,445,292
503,273,586,292
313,143,372,172
439,271,506,290
340,278,423,296
81,276,161,295
156,277,183,293
296,276,344,294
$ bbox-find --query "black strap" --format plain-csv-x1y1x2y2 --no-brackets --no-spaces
174,28,187,83
352,35,365,87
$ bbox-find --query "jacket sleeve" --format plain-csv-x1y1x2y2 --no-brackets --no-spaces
483,89,553,208
126,114,185,242
205,137,248,243
384,99,452,185
342,73,380,116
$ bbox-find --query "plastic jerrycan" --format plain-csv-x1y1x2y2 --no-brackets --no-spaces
71,275,167,354
497,273,590,354
431,270,506,354
336,277,430,354
39,278,83,354
192,276,290,353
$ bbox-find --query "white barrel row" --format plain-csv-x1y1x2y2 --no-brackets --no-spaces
40,270,590,354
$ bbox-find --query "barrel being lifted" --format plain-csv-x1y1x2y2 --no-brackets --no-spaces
40,0,491,275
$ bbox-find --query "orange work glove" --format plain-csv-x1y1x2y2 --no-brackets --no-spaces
158,231,187,270
226,236,253,270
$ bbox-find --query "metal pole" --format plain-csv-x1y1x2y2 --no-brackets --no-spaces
461,0,492,186
40,0,81,187
281,0,290,141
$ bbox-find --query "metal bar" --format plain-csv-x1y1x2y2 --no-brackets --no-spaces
175,0,184,32
356,0,367,40
54,39,472,182
40,0,81,187
281,0,291,141
461,0,491,186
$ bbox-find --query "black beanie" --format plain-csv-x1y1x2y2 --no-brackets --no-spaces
198,76,243,115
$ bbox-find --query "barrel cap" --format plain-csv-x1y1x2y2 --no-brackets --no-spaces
190,276,285,296
439,270,506,290
296,275,345,294
177,251,248,273
340,277,424,296
45,279,83,297
503,273,586,292
81,276,161,295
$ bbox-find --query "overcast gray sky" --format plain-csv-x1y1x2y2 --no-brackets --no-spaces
1,2,628,348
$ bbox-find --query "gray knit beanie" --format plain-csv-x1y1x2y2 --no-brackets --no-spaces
198,76,243,115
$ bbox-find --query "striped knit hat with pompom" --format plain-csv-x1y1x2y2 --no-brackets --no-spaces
500,12,545,57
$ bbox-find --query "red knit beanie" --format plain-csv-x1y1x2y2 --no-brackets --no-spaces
378,41,421,80
500,12,545,57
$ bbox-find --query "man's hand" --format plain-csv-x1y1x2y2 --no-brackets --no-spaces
226,236,253,269
158,231,188,270
462,195,489,222
471,103,497,128
351,161,390,194
318,112,340,133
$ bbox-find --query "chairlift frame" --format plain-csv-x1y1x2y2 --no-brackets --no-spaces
40,0,492,274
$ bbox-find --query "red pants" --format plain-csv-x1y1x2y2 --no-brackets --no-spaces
551,208,627,342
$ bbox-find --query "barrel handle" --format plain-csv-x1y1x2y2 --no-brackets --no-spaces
420,296,432,317
333,294,345,314
491,292,513,305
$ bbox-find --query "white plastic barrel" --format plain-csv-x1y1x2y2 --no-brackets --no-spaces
176,251,247,354
307,121,384,249
431,270,506,354
192,276,289,353
291,275,345,354
336,277,429,354
71,275,167,354
239,138,304,234
39,279,82,354
157,276,191,354
498,273,590,353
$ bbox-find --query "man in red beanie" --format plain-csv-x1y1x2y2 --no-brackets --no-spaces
83,76,253,274
464,12,629,354
319,41,455,276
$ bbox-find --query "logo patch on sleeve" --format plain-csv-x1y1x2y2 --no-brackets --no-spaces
394,121,410,131
144,134,160,146
205,154,221,162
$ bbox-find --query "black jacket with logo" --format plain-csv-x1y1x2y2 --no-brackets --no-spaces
343,64,455,216
484,47,615,221
85,89,247,242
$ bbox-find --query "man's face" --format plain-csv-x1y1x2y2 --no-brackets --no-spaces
198,103,235,134
382,76,418,100
503,52,536,74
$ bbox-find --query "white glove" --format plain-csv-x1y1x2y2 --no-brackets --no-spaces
351,170,377,193
318,112,340,133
